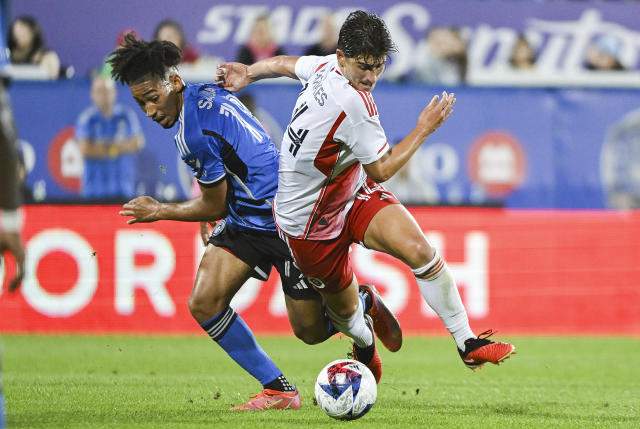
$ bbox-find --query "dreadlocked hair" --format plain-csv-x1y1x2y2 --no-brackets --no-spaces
108,32,183,85
338,10,397,61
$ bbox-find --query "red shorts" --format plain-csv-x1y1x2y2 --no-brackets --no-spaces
283,179,400,294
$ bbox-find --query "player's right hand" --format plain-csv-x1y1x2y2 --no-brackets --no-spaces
119,196,161,224
199,221,212,246
416,91,456,137
215,62,251,92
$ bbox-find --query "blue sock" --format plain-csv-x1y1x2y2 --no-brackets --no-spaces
200,307,283,387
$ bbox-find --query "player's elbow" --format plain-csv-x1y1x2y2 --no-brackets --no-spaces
206,206,227,221
363,159,393,183
364,166,392,183
366,171,391,183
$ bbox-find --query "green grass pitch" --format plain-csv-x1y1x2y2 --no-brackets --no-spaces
2,335,638,428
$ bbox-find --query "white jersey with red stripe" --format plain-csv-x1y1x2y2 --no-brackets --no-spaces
274,54,390,240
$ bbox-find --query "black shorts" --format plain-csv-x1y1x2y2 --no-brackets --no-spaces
208,220,318,300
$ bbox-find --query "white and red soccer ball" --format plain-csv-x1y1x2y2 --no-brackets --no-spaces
314,359,377,420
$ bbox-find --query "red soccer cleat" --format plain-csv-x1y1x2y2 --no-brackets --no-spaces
349,315,383,383
360,284,403,352
230,387,301,410
458,329,516,372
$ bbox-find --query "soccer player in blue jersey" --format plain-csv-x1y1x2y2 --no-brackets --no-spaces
107,34,401,410
75,76,145,200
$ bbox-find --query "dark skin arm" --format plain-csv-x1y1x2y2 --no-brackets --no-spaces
0,85,24,292
119,180,228,224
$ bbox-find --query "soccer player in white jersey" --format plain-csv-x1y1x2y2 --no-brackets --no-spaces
218,10,515,380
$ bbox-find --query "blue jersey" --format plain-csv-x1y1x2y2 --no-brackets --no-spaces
75,104,142,198
175,84,280,233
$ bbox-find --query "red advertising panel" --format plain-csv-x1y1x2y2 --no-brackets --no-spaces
1,206,639,335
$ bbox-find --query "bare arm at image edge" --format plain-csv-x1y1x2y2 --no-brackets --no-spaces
0,85,25,292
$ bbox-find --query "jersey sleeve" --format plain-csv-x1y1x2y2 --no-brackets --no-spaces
295,55,329,83
336,91,389,165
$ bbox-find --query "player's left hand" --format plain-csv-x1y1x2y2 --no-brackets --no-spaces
119,196,161,224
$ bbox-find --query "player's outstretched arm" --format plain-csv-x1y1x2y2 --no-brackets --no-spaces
364,91,455,183
216,56,300,92
119,182,228,224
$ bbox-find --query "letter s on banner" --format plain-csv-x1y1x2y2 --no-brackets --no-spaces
115,230,176,316
197,5,235,44
22,229,98,317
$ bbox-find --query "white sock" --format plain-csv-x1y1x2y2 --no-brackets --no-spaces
325,299,373,348
413,251,475,350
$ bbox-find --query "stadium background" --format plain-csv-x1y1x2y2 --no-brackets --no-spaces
1,0,639,336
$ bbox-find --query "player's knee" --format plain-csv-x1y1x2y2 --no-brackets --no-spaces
404,238,436,268
188,291,227,322
292,324,326,345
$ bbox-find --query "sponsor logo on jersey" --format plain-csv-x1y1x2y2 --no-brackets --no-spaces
307,277,325,289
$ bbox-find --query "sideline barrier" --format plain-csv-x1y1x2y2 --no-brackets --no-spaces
1,205,638,335
11,80,640,209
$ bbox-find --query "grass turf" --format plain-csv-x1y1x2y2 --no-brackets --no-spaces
1,335,638,428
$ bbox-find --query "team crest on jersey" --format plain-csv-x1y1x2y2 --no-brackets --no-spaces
185,157,204,178
307,277,325,289
212,219,226,236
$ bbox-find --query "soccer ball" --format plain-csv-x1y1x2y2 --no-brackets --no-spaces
314,359,377,420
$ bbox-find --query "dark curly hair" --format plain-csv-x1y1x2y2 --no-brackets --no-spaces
108,32,182,85
337,11,397,61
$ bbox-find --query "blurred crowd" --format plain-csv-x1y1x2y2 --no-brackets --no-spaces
6,13,634,84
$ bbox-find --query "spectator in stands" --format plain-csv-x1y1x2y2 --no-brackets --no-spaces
236,16,285,65
412,27,467,85
7,15,60,79
509,35,536,70
76,76,145,200
383,150,438,205
601,108,640,209
585,35,625,71
153,19,199,64
304,14,338,57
